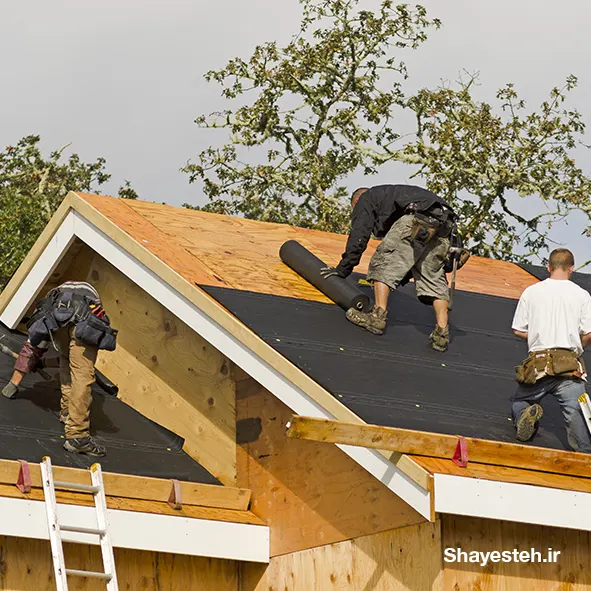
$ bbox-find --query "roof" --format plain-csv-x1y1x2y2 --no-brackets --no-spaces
89,196,537,301
2,191,591,532
0,323,219,484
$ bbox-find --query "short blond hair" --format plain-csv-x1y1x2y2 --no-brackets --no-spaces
548,248,575,271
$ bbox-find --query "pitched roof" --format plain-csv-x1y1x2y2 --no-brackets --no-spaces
3,192,591,531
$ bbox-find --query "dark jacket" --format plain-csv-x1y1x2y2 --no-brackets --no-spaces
335,185,452,277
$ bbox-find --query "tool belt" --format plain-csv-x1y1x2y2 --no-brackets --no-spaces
515,349,587,385
407,202,456,247
26,289,117,351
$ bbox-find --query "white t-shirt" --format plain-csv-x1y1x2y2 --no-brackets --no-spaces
512,279,591,356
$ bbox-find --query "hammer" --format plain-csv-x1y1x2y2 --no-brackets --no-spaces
0,342,53,381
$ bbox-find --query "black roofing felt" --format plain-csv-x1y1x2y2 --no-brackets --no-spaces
519,263,591,294
202,277,591,452
0,326,220,484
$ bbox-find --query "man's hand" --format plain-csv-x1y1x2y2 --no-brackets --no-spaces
320,266,342,279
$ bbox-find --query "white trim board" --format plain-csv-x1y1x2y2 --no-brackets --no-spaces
0,496,269,562
0,209,431,520
434,473,591,531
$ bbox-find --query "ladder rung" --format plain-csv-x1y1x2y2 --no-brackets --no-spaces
60,524,106,536
54,481,100,494
66,568,111,580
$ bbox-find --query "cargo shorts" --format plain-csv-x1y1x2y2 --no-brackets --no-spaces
366,214,450,302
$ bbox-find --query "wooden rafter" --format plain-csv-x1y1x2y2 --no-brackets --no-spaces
286,415,591,481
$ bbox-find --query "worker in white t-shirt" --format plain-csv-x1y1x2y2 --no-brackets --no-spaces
511,248,591,453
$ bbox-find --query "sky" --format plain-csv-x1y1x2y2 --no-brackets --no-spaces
2,0,590,264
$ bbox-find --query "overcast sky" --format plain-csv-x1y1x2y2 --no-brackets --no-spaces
2,1,590,264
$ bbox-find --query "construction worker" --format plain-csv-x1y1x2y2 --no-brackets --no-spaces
512,248,591,453
1,281,117,457
321,185,464,351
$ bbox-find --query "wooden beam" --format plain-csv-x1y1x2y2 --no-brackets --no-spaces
0,483,262,525
0,459,250,511
286,415,591,481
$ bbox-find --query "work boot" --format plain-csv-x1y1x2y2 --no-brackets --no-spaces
63,437,107,457
430,325,449,352
346,306,388,335
2,382,19,399
515,404,543,442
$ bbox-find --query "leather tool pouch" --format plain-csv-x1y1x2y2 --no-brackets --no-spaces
515,349,585,384
410,214,438,247
75,314,118,351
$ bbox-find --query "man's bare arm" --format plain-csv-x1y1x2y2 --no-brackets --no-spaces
513,329,528,340
581,332,591,348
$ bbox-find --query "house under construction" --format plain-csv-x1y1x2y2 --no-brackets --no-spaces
0,192,590,590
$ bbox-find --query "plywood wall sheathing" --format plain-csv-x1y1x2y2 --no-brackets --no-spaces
89,251,236,485
244,522,443,591
443,515,591,590
0,535,239,590
236,375,426,556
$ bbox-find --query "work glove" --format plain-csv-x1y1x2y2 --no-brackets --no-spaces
320,266,345,279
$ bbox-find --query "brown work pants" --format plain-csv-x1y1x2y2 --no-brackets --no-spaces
53,326,98,439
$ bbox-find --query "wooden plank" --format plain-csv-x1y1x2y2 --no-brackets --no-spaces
247,522,443,591
412,456,591,495
84,250,237,485
0,535,240,591
236,377,426,557
286,415,591,481
0,458,250,511
442,515,591,590
0,482,262,525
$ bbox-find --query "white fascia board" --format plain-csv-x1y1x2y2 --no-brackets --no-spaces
0,210,431,519
0,496,269,562
434,473,591,531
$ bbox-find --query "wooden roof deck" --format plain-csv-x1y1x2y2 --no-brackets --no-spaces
80,194,538,302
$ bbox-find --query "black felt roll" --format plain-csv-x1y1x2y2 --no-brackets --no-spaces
279,240,370,312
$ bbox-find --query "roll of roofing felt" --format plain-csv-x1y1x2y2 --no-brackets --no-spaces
279,240,370,312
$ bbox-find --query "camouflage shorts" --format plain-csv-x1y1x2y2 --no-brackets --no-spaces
367,214,450,302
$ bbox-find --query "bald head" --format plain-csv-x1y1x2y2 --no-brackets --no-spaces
351,187,369,210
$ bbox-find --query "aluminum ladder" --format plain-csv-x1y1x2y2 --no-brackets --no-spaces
40,456,119,590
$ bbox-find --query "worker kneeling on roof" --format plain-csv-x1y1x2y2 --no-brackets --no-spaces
321,185,468,351
1,281,117,457
512,249,591,453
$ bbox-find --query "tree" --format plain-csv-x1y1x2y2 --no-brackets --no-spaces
389,74,591,262
183,0,440,232
0,135,137,290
